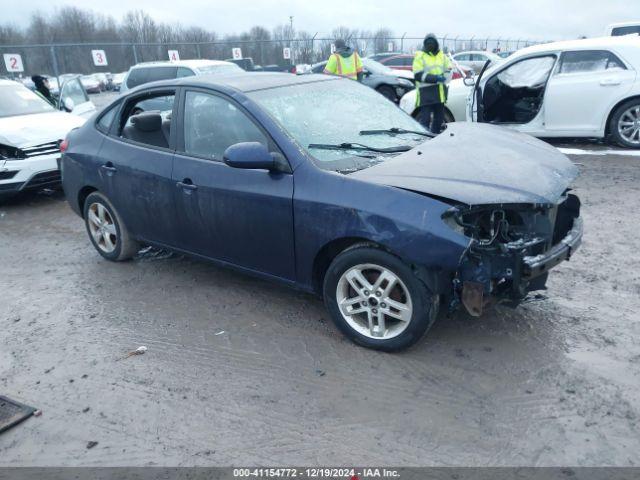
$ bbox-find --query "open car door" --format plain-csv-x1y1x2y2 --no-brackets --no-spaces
59,77,96,119
471,55,557,134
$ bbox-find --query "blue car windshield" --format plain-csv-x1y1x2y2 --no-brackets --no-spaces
248,78,427,172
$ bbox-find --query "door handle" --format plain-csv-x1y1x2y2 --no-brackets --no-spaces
100,163,117,174
600,78,621,86
176,179,198,191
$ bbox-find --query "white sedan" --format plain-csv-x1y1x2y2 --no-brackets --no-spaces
468,35,640,148
0,79,94,200
403,36,640,148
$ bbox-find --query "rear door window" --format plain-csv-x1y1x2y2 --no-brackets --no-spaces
119,92,175,149
558,50,626,74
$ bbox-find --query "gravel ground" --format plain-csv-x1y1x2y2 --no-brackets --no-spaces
0,132,639,466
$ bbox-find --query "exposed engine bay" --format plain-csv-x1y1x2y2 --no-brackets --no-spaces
443,192,582,316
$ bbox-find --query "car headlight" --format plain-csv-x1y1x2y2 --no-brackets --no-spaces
398,78,414,88
0,144,26,160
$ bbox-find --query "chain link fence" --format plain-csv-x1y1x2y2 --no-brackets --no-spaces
0,36,547,79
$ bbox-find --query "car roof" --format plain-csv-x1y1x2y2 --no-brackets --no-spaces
132,71,339,94
514,35,640,56
130,59,236,70
0,79,21,87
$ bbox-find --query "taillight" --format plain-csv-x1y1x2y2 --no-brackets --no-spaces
60,139,68,153
452,71,462,80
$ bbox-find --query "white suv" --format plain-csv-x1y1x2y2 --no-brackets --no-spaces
120,59,243,93
0,79,92,200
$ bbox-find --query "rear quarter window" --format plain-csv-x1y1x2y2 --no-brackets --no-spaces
96,103,119,134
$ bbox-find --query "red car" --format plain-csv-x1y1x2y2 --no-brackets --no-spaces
369,53,471,80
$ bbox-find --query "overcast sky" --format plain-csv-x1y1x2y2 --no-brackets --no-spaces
0,0,634,40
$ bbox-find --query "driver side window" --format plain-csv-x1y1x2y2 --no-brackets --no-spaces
183,91,268,161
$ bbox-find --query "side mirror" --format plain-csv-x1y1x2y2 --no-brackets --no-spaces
63,97,75,112
363,69,371,77
223,142,275,171
463,76,476,87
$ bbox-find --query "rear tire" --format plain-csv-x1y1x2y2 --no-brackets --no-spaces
609,99,640,148
323,246,438,351
83,191,139,261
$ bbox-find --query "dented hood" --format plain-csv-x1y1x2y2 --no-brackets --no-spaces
351,122,578,205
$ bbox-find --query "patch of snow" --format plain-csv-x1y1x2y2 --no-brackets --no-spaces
559,147,640,156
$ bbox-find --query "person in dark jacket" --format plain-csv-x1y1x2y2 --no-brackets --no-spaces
323,39,364,81
31,75,56,107
412,34,452,133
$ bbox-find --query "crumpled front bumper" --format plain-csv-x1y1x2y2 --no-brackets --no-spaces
522,217,583,279
455,215,583,316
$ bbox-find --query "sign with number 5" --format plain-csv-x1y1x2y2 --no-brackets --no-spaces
3,54,24,73
232,48,242,60
91,50,108,67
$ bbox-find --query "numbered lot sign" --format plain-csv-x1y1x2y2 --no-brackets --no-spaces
330,43,336,54
283,47,291,60
387,42,394,52
168,50,180,61
91,50,108,66
232,48,242,60
3,54,24,73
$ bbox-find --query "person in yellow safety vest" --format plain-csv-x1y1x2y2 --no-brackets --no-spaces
323,39,364,81
412,34,452,134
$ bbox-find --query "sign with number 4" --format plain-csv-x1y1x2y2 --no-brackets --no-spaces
3,54,24,73
168,50,180,61
91,50,108,67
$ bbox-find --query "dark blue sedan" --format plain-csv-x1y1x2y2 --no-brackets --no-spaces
61,72,582,351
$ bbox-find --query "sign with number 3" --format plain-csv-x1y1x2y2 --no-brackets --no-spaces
3,54,24,73
91,50,108,67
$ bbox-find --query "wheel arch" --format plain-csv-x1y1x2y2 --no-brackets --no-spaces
604,95,640,136
310,236,452,297
78,185,98,218
311,237,385,295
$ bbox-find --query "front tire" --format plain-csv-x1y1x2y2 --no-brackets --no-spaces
83,191,140,261
609,99,640,148
323,246,438,351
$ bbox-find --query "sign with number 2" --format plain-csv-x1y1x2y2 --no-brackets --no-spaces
3,54,24,73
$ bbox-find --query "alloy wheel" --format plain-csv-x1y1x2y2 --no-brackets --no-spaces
618,105,640,145
87,202,117,253
336,263,413,340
